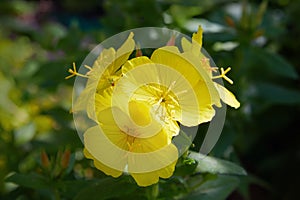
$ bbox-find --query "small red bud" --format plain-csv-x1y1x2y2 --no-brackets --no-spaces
61,149,71,169
225,16,235,28
41,150,50,168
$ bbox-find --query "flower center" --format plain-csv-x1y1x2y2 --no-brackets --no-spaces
126,134,136,152
134,82,180,123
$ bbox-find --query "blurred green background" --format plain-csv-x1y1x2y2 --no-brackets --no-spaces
0,0,299,199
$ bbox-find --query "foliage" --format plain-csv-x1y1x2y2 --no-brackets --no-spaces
0,0,299,199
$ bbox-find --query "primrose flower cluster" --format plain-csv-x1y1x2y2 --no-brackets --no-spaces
69,27,240,187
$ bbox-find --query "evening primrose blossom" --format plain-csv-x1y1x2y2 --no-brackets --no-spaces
114,53,221,138
181,26,240,108
67,28,240,187
83,101,178,187
71,32,135,120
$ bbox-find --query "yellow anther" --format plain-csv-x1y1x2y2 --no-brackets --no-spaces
212,67,233,84
127,141,132,149
65,62,89,79
148,84,163,93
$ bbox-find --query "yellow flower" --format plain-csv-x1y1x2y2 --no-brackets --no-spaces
73,32,135,120
69,28,241,188
181,26,240,108
83,100,178,187
114,47,221,134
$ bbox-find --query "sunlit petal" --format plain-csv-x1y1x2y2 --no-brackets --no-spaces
130,160,176,187
214,83,240,109
83,148,122,178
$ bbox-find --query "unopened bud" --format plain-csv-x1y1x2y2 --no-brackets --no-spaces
61,149,71,169
41,150,50,168
225,16,235,28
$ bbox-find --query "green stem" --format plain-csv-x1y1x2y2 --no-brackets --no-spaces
54,189,61,200
146,183,159,200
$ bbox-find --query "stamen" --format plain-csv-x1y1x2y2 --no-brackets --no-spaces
176,89,188,96
148,84,163,93
84,65,93,71
65,62,89,79
127,141,132,150
168,94,180,106
162,81,176,100
212,67,233,84
210,67,219,72
201,58,217,72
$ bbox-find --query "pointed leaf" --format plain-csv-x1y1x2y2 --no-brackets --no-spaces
182,174,240,200
5,173,49,190
256,48,298,79
255,82,300,104
188,151,247,176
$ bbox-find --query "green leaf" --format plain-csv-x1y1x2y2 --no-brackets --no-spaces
255,48,298,79
57,180,95,199
74,177,137,200
254,0,268,28
161,0,228,7
5,172,50,190
255,82,300,104
182,174,240,200
188,151,247,176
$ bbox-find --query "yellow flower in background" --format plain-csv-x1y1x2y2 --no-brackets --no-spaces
83,101,178,187
181,26,240,109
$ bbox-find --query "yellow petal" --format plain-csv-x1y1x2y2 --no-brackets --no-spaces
95,88,113,117
112,32,135,74
73,86,93,113
132,129,171,153
182,52,221,106
86,32,134,94
192,25,203,48
181,27,215,78
163,119,180,137
130,160,176,187
128,100,152,126
127,130,178,172
84,122,128,172
130,171,159,187
181,37,192,52
83,148,122,178
151,46,206,87
122,56,153,74
214,82,240,109
128,140,178,185
92,48,116,71
122,50,219,127
191,26,203,57
73,83,98,122
91,48,116,91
